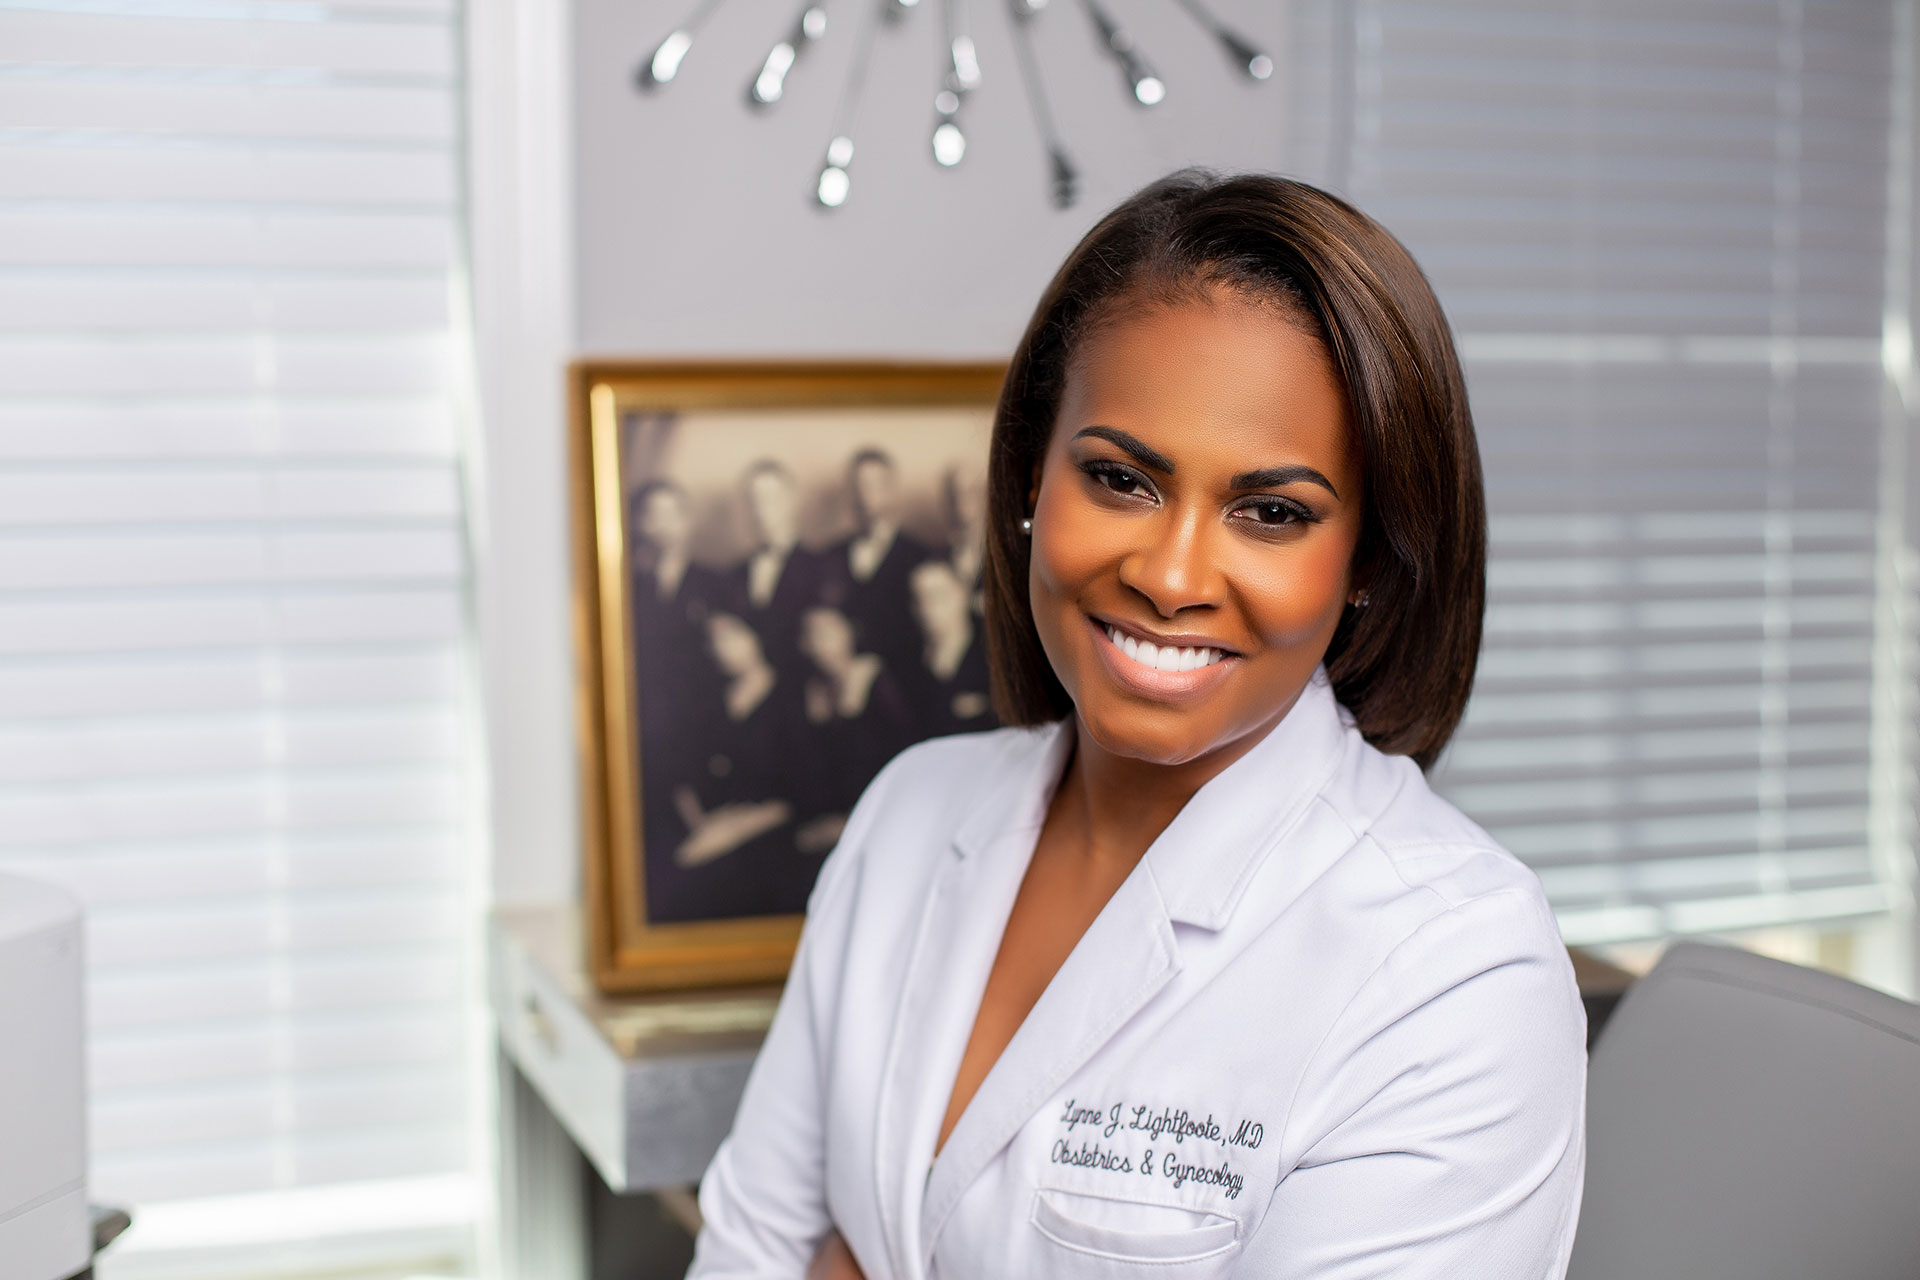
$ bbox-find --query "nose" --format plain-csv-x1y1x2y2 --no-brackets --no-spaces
1116,502,1226,618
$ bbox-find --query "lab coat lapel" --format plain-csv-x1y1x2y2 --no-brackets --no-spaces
871,726,1071,1280
918,854,1180,1262
1148,669,1355,929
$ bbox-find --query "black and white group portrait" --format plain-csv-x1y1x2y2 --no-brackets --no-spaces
621,406,996,925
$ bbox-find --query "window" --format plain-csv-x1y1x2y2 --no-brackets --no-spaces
0,0,481,1273
1293,0,1915,957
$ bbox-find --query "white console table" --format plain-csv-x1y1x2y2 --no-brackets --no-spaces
490,906,780,1278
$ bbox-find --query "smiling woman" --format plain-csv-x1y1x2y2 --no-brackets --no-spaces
986,172,1485,772
688,173,1583,1280
1028,301,1363,771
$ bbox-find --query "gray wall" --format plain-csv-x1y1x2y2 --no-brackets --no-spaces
573,0,1312,357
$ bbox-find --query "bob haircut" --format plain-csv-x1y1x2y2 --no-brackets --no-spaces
981,170,1485,771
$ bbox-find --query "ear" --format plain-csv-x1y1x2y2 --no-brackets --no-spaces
1341,548,1376,612
1346,522,1385,592
1027,458,1044,517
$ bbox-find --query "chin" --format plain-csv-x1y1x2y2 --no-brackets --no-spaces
1074,699,1234,768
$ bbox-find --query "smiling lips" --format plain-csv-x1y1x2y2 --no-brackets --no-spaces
1093,618,1238,701
1103,624,1226,672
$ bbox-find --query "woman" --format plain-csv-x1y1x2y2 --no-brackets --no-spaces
795,603,919,830
689,173,1585,1278
657,611,809,920
830,448,935,664
903,558,993,735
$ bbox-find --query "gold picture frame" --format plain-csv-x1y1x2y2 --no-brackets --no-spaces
571,362,1006,993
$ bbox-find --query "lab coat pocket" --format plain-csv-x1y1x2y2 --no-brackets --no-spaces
1030,1187,1240,1270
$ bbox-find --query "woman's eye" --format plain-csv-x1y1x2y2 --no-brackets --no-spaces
1235,498,1307,527
1084,461,1153,500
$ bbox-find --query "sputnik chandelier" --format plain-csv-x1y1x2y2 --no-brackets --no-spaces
635,0,1272,210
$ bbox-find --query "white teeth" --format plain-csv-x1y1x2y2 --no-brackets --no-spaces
1105,625,1223,674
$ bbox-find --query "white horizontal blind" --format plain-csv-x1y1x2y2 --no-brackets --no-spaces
0,0,478,1239
1329,0,1906,944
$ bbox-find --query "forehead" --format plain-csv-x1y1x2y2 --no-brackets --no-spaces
1059,294,1354,480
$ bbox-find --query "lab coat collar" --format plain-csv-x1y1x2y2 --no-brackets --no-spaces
949,721,1075,861
950,669,1353,926
1144,668,1353,931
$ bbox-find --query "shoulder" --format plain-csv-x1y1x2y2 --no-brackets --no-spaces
1268,729,1581,1052
1273,738,1586,1155
1315,732,1561,940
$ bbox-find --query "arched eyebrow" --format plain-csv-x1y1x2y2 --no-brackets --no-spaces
1229,465,1340,499
1074,426,1174,473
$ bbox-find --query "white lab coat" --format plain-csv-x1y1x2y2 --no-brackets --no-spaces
688,671,1587,1279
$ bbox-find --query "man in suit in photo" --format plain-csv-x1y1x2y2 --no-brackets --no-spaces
732,459,833,689
829,448,933,670
904,557,993,737
629,479,734,919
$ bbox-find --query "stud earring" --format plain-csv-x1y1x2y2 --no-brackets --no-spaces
1020,517,1034,535
1350,590,1370,609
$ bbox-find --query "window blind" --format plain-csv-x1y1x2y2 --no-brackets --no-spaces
1313,0,1910,945
0,0,479,1264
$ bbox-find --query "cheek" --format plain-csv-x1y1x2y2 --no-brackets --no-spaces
1024,479,1115,695
1235,541,1354,647
1251,545,1344,621
1197,518,1359,674
1027,475,1116,609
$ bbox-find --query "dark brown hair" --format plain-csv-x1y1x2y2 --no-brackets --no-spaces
981,170,1485,770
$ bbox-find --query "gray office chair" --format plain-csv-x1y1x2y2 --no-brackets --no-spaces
1567,940,1920,1279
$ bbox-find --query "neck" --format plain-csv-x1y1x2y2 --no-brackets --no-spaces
1051,700,1293,875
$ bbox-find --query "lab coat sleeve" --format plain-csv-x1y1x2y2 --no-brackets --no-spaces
685,762,898,1279
1239,886,1587,1280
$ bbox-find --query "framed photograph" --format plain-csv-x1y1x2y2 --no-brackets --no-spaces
571,362,1004,992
